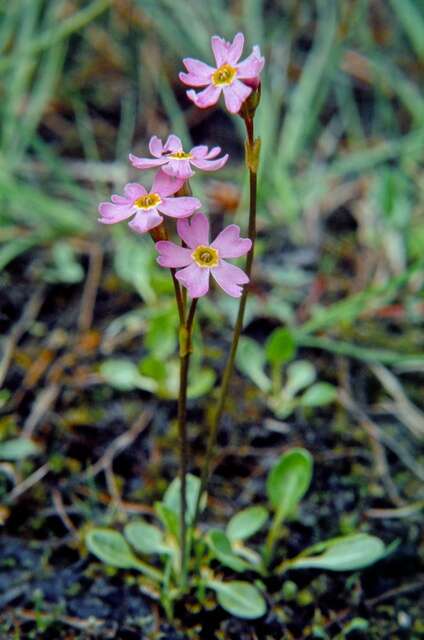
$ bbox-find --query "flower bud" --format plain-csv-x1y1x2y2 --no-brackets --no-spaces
239,83,261,120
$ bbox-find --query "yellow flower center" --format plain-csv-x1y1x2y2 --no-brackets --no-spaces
212,63,237,87
169,151,193,160
191,245,219,268
134,193,162,210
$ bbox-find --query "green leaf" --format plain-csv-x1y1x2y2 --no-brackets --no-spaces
342,618,369,634
152,361,215,400
207,530,251,572
86,529,141,569
0,438,41,460
285,361,316,397
0,390,10,409
145,309,178,359
374,168,412,228
163,474,204,525
268,395,297,420
300,382,337,407
86,528,162,581
155,502,179,538
43,242,84,283
124,520,170,555
100,359,157,393
265,328,296,367
288,534,387,571
236,337,271,393
207,580,266,619
267,448,313,517
276,0,338,167
388,0,424,62
113,233,156,303
226,506,268,542
139,357,167,384
187,367,216,399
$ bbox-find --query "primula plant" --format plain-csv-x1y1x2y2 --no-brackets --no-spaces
236,330,338,419
86,32,388,622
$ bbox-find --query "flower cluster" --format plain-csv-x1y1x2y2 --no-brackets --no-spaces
98,32,263,298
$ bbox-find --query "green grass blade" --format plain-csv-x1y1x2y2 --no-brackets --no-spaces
276,0,338,168
389,0,424,61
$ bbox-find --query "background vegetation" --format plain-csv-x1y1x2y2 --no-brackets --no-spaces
0,0,423,638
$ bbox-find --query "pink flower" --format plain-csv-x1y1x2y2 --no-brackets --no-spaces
156,213,252,298
179,32,265,114
129,134,228,180
98,171,201,235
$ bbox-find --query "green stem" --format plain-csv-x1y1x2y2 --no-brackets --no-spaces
263,506,285,566
193,115,258,525
133,559,164,583
177,297,198,589
171,268,185,324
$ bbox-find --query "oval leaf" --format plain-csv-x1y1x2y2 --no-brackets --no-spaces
226,506,268,542
208,530,251,572
86,528,139,569
100,359,156,392
188,368,216,399
267,448,313,517
86,528,162,581
163,473,204,525
236,337,271,393
154,502,179,538
208,580,266,619
301,382,337,407
0,438,40,460
124,520,169,555
289,534,386,571
265,328,296,367
285,361,316,397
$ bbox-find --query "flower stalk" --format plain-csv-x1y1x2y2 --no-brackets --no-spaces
176,296,197,589
194,113,260,525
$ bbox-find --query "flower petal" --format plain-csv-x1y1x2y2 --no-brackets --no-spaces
129,154,166,170
162,159,194,180
189,144,225,160
149,136,163,157
179,72,211,88
152,170,185,197
164,134,183,153
156,241,192,268
190,154,228,172
182,57,215,78
111,194,130,204
177,212,209,248
205,146,223,159
124,183,147,199
227,32,245,65
98,202,134,224
176,262,210,298
128,210,163,235
223,80,252,113
187,85,221,109
159,196,201,218
212,260,249,297
211,224,252,258
236,47,265,80
211,35,229,67
190,145,209,158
